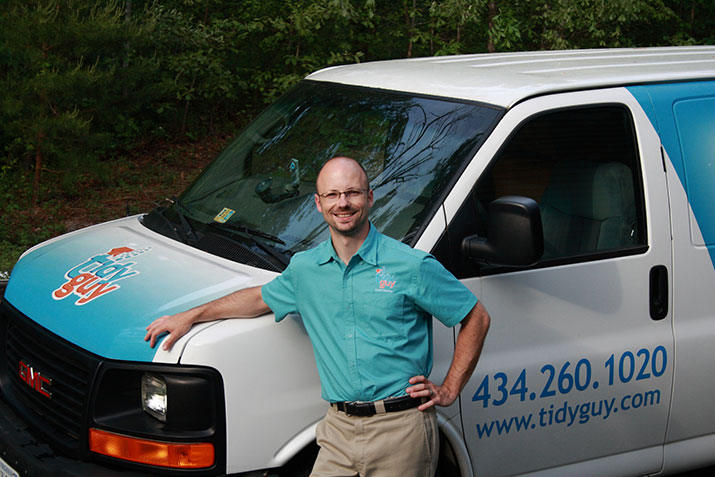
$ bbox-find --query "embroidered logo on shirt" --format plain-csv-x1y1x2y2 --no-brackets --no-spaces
375,268,397,292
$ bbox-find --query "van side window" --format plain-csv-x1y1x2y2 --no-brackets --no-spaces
441,106,646,278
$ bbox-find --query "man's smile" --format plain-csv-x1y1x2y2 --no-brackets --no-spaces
333,207,358,220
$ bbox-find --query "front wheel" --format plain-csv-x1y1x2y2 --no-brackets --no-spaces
435,432,462,477
277,442,319,477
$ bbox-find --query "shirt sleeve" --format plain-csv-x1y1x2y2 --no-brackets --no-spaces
414,255,478,327
261,262,298,322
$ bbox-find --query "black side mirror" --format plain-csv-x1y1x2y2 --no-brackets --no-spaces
462,196,544,267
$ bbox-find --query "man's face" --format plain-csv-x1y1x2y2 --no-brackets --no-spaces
314,158,374,238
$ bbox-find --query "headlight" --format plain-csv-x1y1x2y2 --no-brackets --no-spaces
92,365,225,472
141,373,167,422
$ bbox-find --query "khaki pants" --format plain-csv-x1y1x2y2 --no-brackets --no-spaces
310,405,438,477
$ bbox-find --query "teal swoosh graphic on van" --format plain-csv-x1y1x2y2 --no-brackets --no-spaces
628,81,715,265
4,218,257,362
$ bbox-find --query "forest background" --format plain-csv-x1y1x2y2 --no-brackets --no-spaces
1,0,714,275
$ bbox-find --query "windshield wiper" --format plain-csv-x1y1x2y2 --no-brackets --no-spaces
208,222,289,267
167,197,199,244
143,198,197,244
209,222,285,245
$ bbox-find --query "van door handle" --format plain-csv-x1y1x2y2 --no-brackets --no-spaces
649,265,668,320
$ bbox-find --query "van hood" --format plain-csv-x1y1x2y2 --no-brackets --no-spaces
4,216,272,362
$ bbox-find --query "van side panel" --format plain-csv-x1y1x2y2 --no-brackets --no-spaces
455,89,674,476
628,82,715,450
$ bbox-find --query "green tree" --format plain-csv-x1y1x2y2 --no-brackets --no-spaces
0,0,155,201
2,0,712,209
147,6,247,136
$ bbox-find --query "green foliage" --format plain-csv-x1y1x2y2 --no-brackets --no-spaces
531,0,671,49
1,0,713,267
0,169,65,273
2,0,711,188
1,0,147,198
0,241,25,277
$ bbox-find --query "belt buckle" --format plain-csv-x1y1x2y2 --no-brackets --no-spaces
345,401,370,417
347,401,364,417
334,401,354,416
334,400,380,417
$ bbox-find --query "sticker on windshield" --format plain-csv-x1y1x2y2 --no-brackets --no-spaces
51,246,150,306
213,207,236,223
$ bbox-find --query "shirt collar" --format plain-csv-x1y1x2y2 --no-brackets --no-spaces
357,223,379,266
315,239,336,265
315,222,379,266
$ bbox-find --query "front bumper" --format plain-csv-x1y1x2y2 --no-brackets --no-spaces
0,394,147,477
0,296,226,477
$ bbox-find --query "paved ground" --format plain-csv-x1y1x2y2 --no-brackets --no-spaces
676,467,715,476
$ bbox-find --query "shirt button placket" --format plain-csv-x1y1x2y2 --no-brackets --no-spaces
344,266,359,395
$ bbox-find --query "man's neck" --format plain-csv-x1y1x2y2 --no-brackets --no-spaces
330,223,370,265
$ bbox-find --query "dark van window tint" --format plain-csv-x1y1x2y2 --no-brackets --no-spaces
445,106,646,277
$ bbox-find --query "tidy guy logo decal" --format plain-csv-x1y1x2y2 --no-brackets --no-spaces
52,246,150,306
375,268,397,292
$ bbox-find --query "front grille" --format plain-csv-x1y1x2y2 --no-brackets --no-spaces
0,301,100,457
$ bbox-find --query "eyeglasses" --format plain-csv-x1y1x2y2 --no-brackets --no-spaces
317,189,367,202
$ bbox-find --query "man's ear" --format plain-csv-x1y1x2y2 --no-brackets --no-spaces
315,193,323,213
367,189,374,208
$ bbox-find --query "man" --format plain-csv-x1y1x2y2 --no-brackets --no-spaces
145,156,490,476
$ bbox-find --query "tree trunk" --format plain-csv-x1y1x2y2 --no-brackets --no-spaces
123,0,132,99
405,0,416,58
33,133,44,205
487,1,497,53
180,73,198,137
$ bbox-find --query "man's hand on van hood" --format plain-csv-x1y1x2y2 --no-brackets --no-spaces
3,217,276,362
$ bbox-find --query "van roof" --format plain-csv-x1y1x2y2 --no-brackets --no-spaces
306,46,715,108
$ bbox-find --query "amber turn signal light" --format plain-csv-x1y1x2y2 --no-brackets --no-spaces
89,428,214,469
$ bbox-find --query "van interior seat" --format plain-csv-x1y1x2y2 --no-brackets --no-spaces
539,160,636,259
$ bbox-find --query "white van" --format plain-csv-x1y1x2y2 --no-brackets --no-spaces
1,46,715,476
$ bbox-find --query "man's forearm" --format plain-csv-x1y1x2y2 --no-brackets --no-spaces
194,285,270,322
441,301,490,400
145,285,270,350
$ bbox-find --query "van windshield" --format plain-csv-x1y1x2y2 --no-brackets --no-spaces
143,81,501,270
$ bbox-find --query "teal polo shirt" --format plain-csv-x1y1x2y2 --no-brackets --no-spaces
261,224,478,403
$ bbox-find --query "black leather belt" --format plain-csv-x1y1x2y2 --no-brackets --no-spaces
331,395,421,417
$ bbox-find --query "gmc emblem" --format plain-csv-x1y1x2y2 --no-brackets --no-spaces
18,360,52,399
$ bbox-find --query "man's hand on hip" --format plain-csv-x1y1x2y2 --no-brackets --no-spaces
406,375,458,411
406,302,490,412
